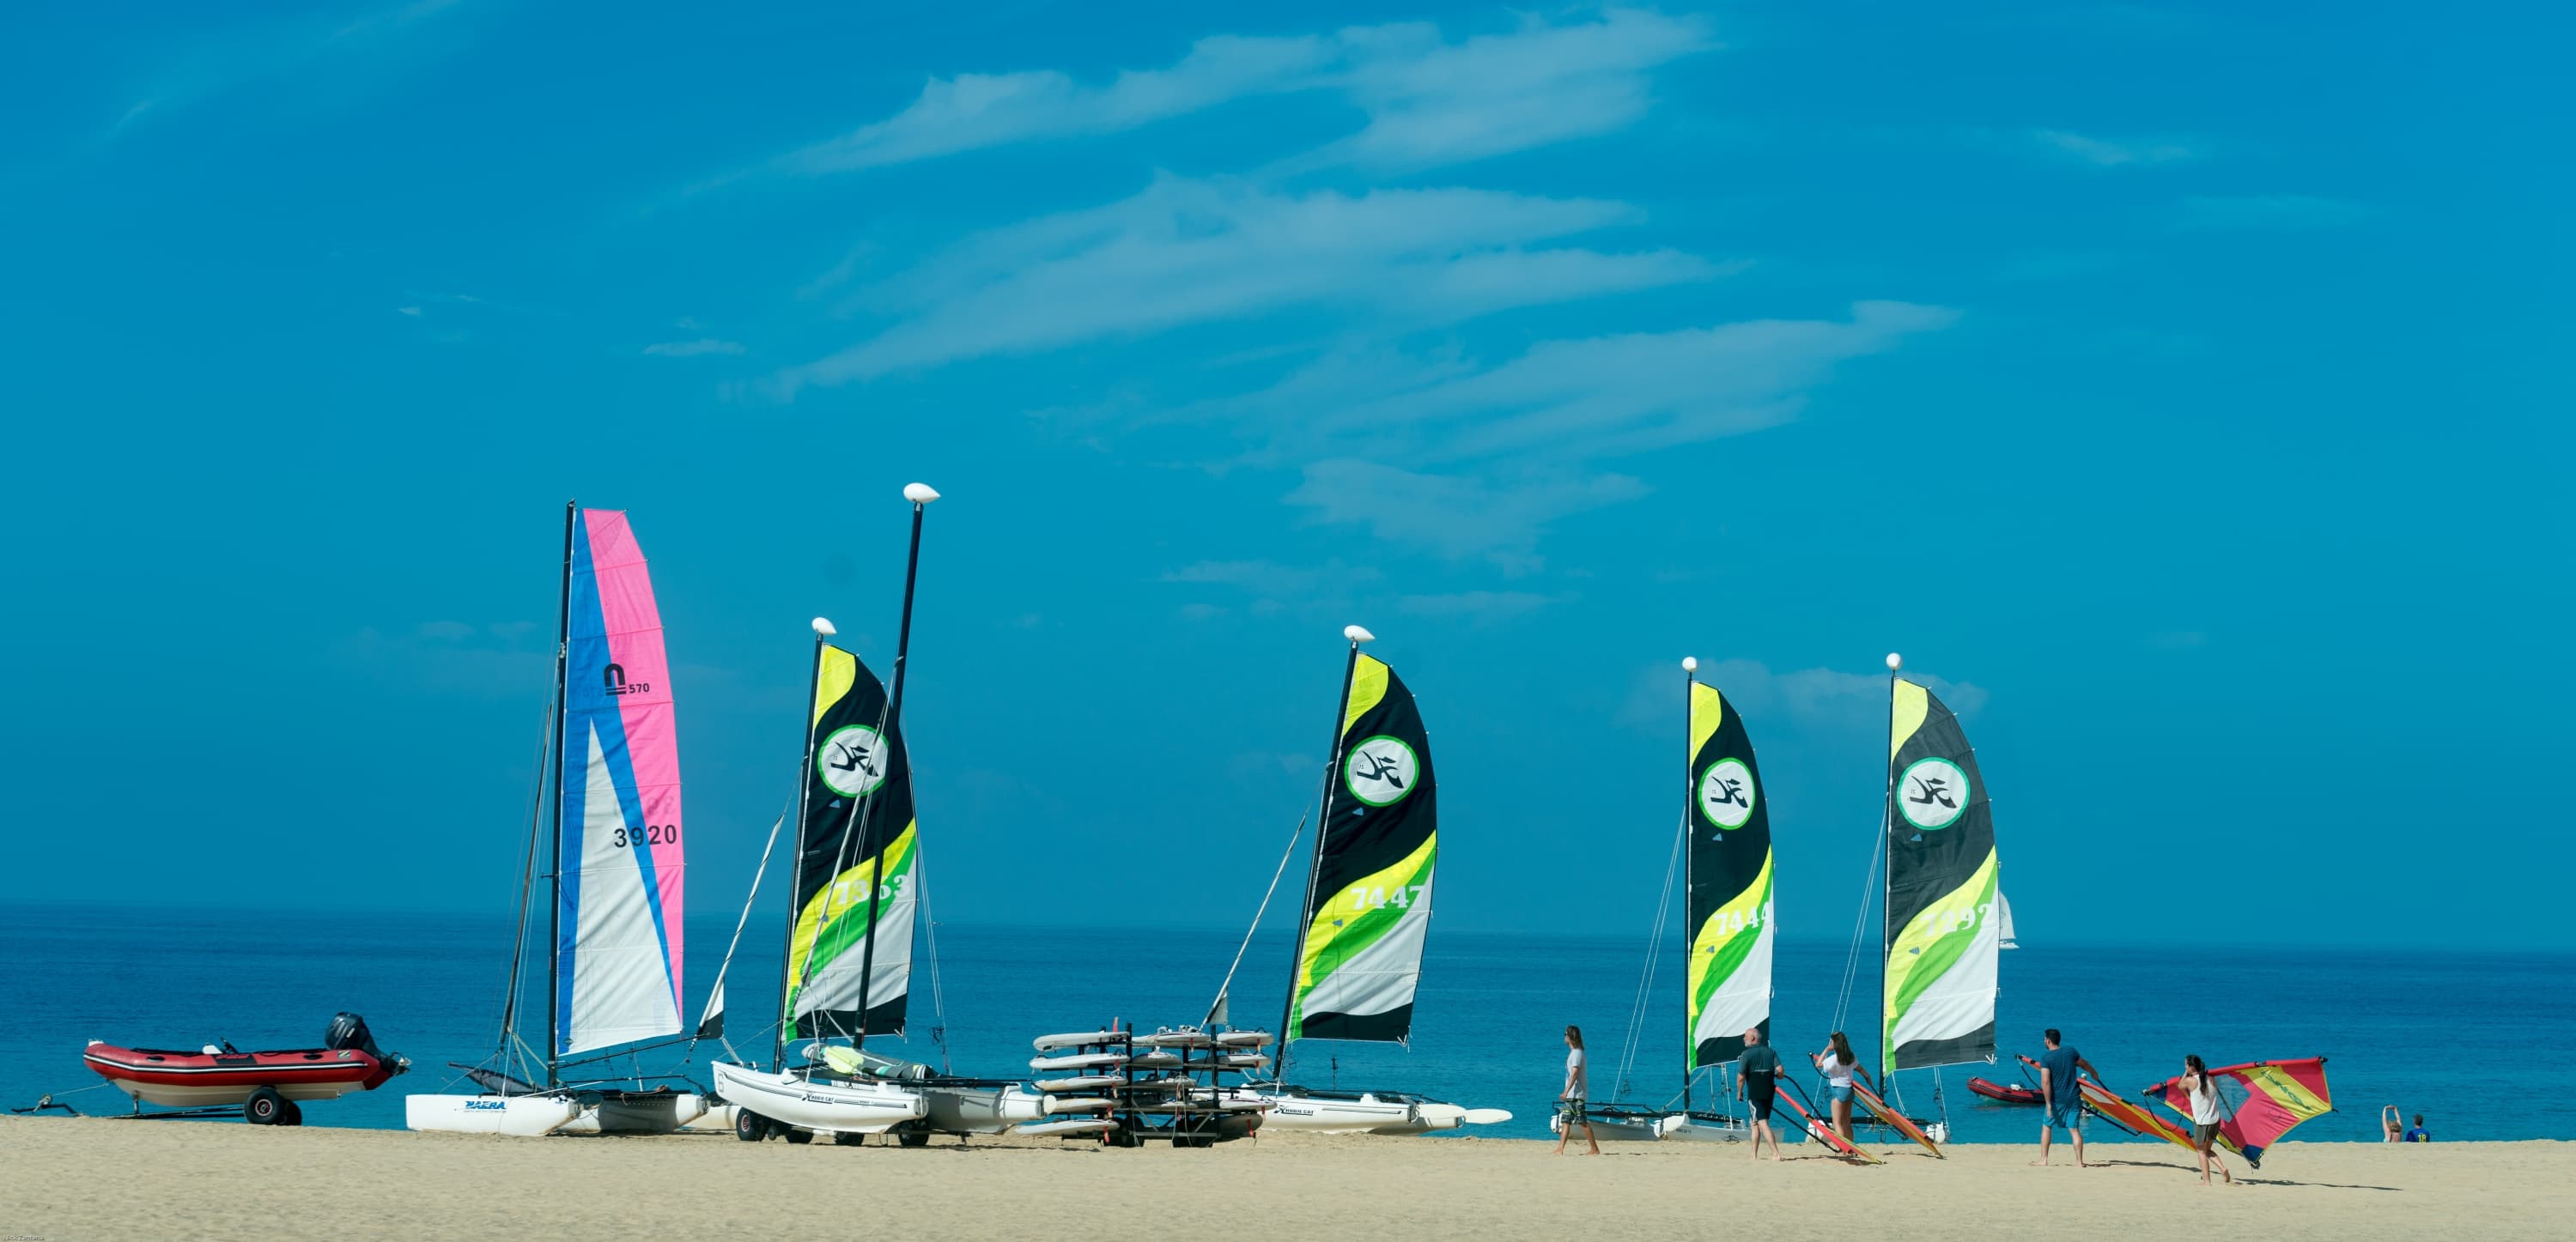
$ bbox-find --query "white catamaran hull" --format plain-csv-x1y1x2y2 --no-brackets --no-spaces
404,1094,584,1136
1249,1090,1510,1136
1550,1111,1750,1142
683,1101,739,1132
557,1093,710,1135
711,1062,925,1135
921,1085,1052,1134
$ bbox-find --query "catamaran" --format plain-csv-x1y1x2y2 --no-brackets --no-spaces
1222,627,1509,1136
407,504,705,1136
713,484,1051,1145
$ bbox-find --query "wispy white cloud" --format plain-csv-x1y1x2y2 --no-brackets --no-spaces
775,8,1715,175
643,338,746,357
1162,559,1381,597
775,176,1718,392
104,0,466,142
1620,657,1990,736
1285,461,1650,562
1394,589,1574,622
2174,193,2370,230
2032,128,2203,167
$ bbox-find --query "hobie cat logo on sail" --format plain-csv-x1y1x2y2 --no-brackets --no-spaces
602,663,651,696
1698,759,1757,831
1344,736,1419,808
1896,757,1969,830
818,725,890,798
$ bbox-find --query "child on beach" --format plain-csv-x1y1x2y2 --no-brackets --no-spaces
1554,1025,1598,1155
2182,1054,2233,1186
1808,1032,1871,1145
1738,1027,1783,1162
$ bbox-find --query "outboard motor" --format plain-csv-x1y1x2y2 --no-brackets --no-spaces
324,1012,406,1074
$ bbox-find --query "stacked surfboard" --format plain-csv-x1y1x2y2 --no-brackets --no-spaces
1023,1027,1274,1146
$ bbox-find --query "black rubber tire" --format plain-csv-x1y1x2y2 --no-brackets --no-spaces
277,1100,305,1127
734,1109,769,1142
833,1131,868,1147
244,1088,286,1125
781,1126,814,1144
897,1130,930,1148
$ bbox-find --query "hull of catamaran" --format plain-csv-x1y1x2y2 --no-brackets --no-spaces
682,1101,739,1132
710,1061,925,1135
404,1094,584,1136
1249,1089,1507,1136
556,1092,710,1135
920,1084,1052,1134
1550,1109,1753,1142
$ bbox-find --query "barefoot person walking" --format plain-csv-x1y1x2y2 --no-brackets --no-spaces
1737,1027,1783,1162
2182,1054,2233,1186
2026,1028,2097,1167
1809,1033,1872,1145
1554,1026,1599,1155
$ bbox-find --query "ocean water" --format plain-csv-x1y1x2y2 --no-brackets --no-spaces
4,902,2567,1145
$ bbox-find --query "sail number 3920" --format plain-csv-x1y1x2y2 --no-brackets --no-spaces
612,825,678,847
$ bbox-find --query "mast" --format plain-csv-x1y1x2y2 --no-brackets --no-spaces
851,482,939,1053
772,619,835,1072
544,500,575,1086
1276,624,1370,1082
1680,655,1698,1112
1877,651,1900,1090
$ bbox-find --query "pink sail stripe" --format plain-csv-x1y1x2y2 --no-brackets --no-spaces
586,509,684,1017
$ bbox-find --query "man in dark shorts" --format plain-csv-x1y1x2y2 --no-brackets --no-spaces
2022,1028,2099,1167
1736,1027,1783,1162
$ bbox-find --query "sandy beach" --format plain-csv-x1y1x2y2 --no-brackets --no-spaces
2,1118,2567,1240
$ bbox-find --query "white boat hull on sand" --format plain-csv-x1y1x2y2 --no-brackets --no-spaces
1551,1111,1749,1142
557,1093,709,1135
405,1094,584,1136
1246,1090,1511,1136
922,1085,1051,1134
682,1102,739,1133
711,1061,925,1135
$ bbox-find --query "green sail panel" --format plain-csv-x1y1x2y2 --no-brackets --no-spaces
1881,678,1999,1075
782,645,915,1040
1289,654,1437,1044
1685,681,1774,1071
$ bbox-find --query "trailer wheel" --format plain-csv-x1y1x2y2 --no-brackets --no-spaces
734,1110,769,1142
833,1131,867,1146
244,1088,285,1125
781,1126,813,1144
278,1100,305,1127
897,1130,930,1148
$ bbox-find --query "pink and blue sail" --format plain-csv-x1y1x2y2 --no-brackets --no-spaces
555,509,685,1057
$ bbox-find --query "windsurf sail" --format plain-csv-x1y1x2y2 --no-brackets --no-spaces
1685,680,1774,1072
2145,1057,2333,1166
2078,1077,2197,1150
782,645,918,1040
554,509,685,1057
1881,678,1999,1075
1288,653,1437,1043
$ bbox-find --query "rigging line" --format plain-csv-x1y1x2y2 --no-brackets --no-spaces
683,806,788,1063
1611,809,1686,1100
495,690,556,1062
917,843,951,1075
1831,826,1884,1035
1205,810,1309,1029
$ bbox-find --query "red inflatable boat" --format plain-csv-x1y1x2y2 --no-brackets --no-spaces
1966,1076,2043,1105
82,1013,406,1124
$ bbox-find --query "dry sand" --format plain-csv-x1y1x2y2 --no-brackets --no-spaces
2,1118,2567,1240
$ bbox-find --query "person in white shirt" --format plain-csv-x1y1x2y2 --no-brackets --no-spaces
1554,1025,1598,1155
2181,1054,2233,1186
1808,1031,1874,1145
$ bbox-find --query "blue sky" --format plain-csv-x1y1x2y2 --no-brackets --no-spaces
3,2,2566,951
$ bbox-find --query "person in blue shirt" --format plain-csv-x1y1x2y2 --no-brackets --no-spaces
2404,1114,2430,1142
2020,1028,2098,1167
1737,1027,1784,1162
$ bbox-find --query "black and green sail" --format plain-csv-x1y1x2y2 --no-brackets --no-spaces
783,644,918,1040
1881,678,1999,1074
1685,680,1774,1071
1288,653,1437,1044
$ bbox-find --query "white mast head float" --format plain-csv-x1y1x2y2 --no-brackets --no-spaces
903,482,941,505
812,616,837,637
1682,657,1698,672
1343,624,1376,645
1885,651,1903,672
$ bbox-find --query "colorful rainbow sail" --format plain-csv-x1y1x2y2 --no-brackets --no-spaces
1881,678,1998,1075
2144,1057,2334,1167
1288,653,1437,1044
554,509,685,1057
1685,679,1774,1071
782,645,917,1040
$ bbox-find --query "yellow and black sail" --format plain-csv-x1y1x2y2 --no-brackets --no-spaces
1881,678,1998,1074
782,645,917,1040
1685,680,1774,1071
1288,653,1437,1044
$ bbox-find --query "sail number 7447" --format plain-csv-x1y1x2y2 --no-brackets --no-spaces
1346,884,1425,912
